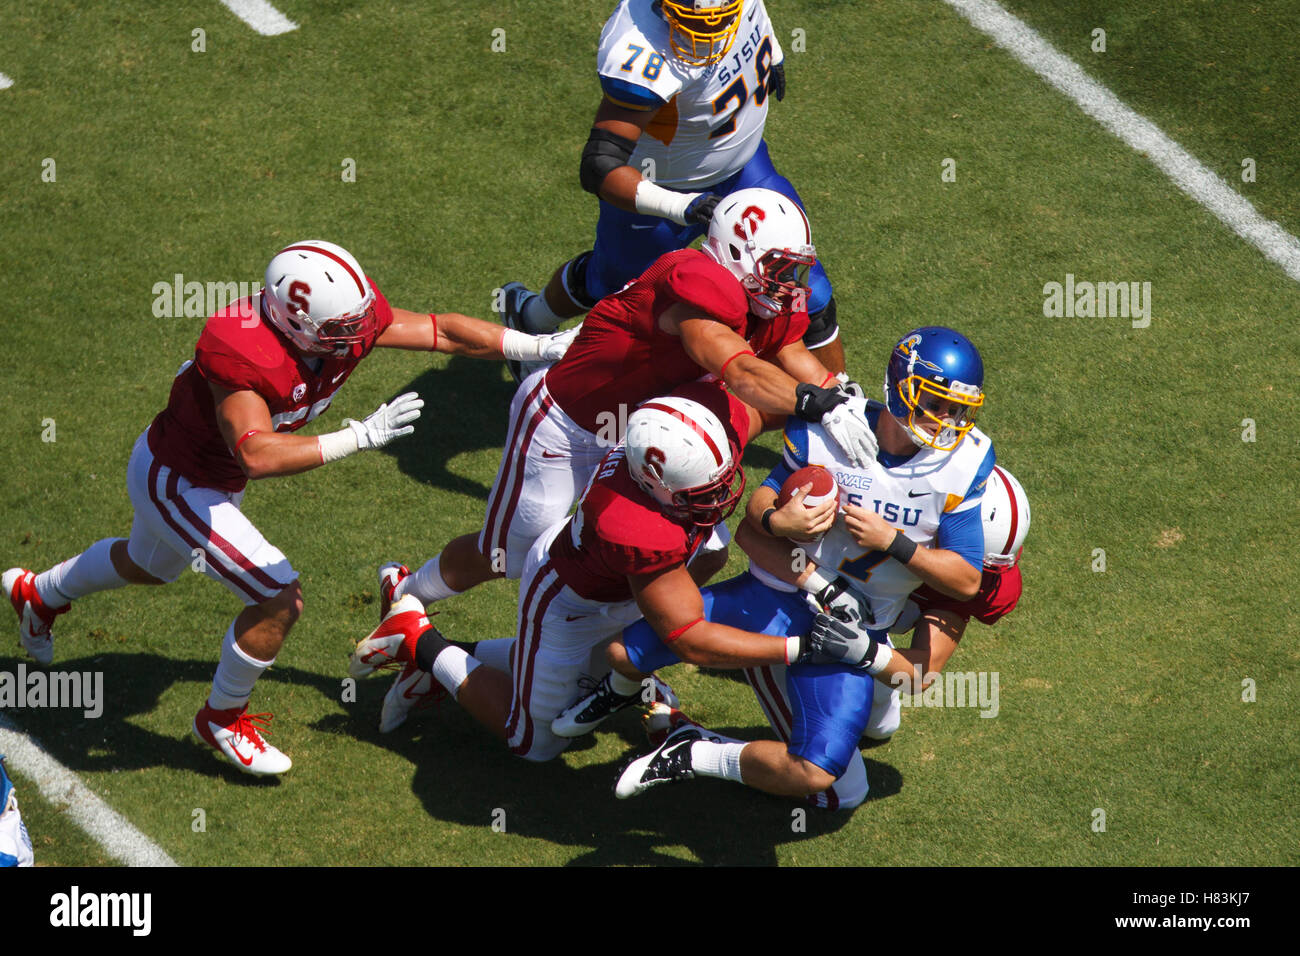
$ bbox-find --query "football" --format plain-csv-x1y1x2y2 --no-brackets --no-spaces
775,464,838,510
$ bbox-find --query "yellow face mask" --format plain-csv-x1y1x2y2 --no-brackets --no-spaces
895,376,984,451
661,0,744,66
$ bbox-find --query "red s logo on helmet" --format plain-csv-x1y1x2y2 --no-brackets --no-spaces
287,281,311,314
642,447,666,481
733,205,766,241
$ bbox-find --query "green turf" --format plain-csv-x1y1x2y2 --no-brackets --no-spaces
0,0,1297,866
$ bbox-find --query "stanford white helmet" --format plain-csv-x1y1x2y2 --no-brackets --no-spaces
982,466,1030,567
262,240,377,355
625,396,744,527
702,187,816,320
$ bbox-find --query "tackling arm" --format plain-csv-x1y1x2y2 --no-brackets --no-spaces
212,385,326,480
628,563,794,668
376,308,579,363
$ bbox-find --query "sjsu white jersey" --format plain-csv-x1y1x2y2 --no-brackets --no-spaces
597,0,783,189
751,403,996,629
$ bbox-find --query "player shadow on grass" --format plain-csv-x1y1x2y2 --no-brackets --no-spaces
0,650,347,787
381,356,519,499
379,356,786,500
327,680,901,866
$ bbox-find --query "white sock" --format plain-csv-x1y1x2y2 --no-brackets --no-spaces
207,623,274,711
432,645,481,699
521,292,563,334
36,538,128,608
690,740,747,783
609,670,643,697
397,555,462,604
473,637,514,673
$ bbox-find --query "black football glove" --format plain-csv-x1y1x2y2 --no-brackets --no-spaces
813,574,874,626
685,193,722,226
768,61,786,102
805,612,889,671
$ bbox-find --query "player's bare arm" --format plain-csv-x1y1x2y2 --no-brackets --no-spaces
668,306,803,413
774,339,836,390
212,384,331,480
842,501,981,600
586,97,656,211
376,307,578,362
625,563,792,669
897,609,965,690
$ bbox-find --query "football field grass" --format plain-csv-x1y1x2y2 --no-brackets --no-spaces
1,0,1297,866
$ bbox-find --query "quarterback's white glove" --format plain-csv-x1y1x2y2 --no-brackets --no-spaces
500,323,582,364
318,392,424,463
820,396,878,468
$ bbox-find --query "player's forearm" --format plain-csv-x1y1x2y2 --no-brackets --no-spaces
669,620,790,668
436,312,511,359
722,356,801,418
597,165,645,212
735,516,806,586
905,547,981,601
234,432,328,479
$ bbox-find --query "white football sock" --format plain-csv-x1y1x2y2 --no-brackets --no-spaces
473,637,514,674
207,623,274,711
521,292,564,334
690,740,747,783
432,645,481,700
36,538,128,608
609,670,643,697
398,555,462,604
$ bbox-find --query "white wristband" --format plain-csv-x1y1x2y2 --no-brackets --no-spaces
499,327,544,362
317,426,360,464
800,565,834,595
866,643,894,676
634,180,697,226
785,635,802,666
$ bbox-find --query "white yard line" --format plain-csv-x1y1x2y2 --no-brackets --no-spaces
942,0,1300,283
0,73,14,90
0,714,178,867
218,0,298,36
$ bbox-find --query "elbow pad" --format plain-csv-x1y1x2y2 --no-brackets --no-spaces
579,127,637,195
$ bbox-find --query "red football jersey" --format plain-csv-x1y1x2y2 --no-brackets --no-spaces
147,280,394,492
548,382,753,602
543,248,809,435
910,563,1023,627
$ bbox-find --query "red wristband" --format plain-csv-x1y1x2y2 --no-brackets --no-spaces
665,617,704,643
234,429,260,453
429,313,439,352
719,349,756,380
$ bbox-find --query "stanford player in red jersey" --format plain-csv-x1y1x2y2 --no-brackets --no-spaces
350,381,834,759
384,188,878,628
3,240,577,776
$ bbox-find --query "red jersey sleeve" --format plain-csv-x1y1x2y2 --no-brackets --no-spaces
911,565,1023,627
658,257,748,332
367,278,394,341
589,487,692,578
194,317,277,395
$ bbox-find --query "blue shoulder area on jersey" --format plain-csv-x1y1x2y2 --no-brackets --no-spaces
761,415,810,492
599,75,666,109
963,438,997,502
938,505,984,571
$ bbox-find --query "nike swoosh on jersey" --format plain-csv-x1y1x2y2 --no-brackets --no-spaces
907,490,927,498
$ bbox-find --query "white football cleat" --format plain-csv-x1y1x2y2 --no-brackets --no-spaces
192,702,292,776
377,562,410,619
551,673,679,738
614,725,704,800
3,568,67,666
349,594,429,678
379,661,446,733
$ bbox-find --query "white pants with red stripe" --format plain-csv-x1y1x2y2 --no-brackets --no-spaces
478,369,609,579
505,521,645,762
125,431,297,606
742,664,899,810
